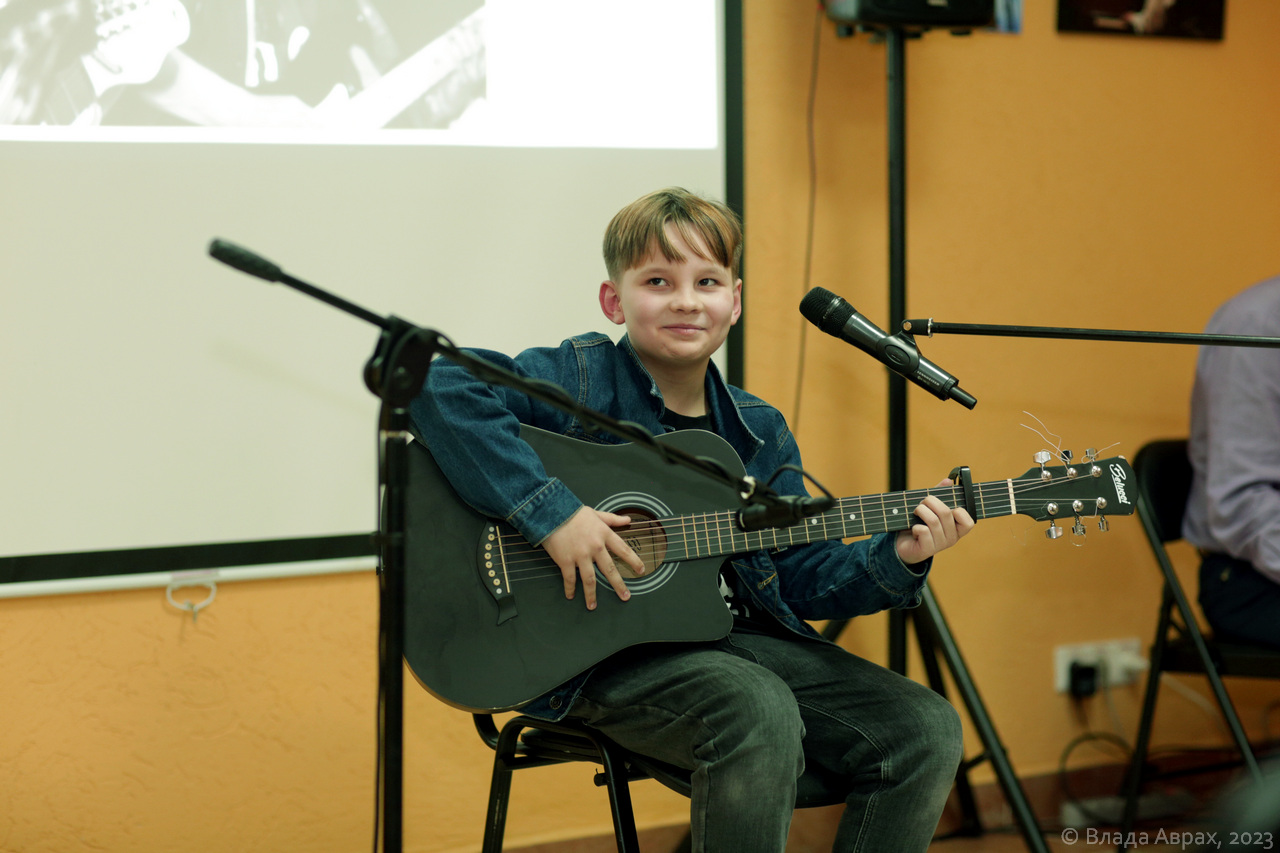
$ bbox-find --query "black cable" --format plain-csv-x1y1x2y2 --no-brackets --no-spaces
1056,731,1133,827
790,2,824,434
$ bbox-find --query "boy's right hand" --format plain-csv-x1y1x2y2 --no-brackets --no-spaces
542,507,645,610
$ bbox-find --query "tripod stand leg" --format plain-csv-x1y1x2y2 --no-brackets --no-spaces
918,584,1049,853
914,609,983,837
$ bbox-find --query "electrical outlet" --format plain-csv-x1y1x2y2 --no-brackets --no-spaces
1053,638,1144,693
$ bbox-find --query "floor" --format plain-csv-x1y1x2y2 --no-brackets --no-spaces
507,818,1215,853
505,766,1247,853
929,827,1195,852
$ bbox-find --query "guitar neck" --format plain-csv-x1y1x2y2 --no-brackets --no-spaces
671,481,1012,561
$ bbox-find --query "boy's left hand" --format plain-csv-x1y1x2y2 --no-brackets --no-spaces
894,478,975,566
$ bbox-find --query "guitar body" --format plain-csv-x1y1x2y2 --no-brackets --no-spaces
403,426,741,712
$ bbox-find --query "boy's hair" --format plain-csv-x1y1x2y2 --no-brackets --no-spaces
603,187,743,282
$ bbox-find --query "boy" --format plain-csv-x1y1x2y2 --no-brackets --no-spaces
409,187,974,852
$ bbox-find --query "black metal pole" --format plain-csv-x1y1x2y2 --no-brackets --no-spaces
378,405,408,853
886,26,911,676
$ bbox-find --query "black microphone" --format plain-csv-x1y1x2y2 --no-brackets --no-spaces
207,237,389,329
799,287,977,409
208,238,284,282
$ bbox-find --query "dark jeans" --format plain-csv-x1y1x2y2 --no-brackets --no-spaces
567,631,963,853
1199,552,1280,649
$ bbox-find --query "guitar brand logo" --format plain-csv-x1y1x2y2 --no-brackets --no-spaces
1109,463,1131,505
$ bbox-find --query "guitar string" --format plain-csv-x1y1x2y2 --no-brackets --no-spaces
480,473,1124,584
486,476,1119,579
488,471,1116,556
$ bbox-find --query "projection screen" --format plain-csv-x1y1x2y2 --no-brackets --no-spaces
0,0,734,585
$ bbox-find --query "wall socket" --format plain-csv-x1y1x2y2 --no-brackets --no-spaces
1053,637,1144,693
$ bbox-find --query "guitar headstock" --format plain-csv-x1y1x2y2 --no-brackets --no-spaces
1009,451,1136,538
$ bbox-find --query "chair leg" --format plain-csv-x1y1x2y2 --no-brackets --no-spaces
481,760,514,853
481,722,527,853
1120,589,1174,838
596,744,643,852
1167,579,1262,781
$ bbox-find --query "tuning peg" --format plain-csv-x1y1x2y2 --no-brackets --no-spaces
1035,450,1053,481
1083,448,1099,462
1045,524,1063,540
1097,517,1110,533
1070,504,1088,537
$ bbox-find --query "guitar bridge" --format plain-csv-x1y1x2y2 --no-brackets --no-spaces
478,524,518,624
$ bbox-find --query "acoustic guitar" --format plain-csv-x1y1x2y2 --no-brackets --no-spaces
402,426,1135,712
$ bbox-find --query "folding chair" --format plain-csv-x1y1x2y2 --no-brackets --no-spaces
1118,438,1280,834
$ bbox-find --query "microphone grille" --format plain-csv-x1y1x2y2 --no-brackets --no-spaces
799,287,854,333
208,239,283,283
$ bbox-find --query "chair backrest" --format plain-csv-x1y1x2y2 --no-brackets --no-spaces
1132,439,1193,545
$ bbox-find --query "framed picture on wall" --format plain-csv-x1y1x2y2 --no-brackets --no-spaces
1057,0,1225,39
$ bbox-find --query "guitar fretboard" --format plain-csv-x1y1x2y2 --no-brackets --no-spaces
668,481,1013,561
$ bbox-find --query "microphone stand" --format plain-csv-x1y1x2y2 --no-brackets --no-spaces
902,319,1280,351
205,240,814,853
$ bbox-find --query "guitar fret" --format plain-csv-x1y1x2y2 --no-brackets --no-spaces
678,513,694,561
720,513,737,555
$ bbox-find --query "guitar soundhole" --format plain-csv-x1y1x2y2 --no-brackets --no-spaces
613,509,666,579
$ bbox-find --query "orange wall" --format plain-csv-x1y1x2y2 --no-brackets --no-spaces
742,0,1280,789
3,3,1280,852
0,572,690,852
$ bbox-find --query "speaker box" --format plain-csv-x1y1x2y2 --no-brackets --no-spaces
824,0,994,29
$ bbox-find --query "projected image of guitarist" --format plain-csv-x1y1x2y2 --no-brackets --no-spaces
408,187,976,853
0,0,484,128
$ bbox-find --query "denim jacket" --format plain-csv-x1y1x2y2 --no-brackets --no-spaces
408,332,930,719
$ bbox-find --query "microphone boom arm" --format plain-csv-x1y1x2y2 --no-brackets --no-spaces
904,318,1280,350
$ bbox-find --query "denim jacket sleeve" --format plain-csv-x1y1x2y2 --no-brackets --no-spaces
406,343,586,546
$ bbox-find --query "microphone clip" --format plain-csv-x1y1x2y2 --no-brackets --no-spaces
737,494,835,532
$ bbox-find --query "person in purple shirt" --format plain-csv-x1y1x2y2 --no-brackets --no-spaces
1184,275,1280,649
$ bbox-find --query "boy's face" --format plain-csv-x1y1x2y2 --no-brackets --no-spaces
599,225,742,375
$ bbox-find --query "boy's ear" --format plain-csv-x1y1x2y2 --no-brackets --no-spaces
731,278,743,324
599,280,626,326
